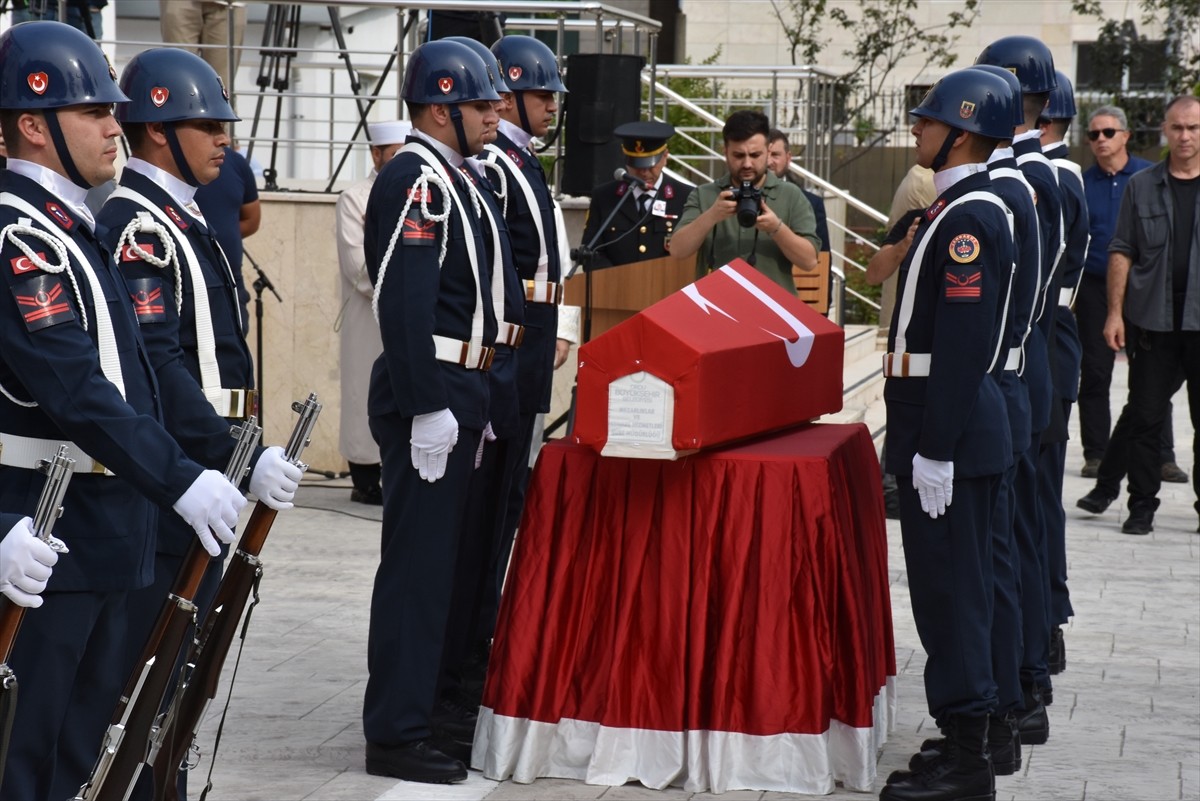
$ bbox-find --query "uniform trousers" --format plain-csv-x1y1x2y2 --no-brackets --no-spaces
1039,425,1074,628
3,591,131,801
1014,440,1050,692
898,474,999,723
988,462,1024,714
1126,330,1200,513
363,412,481,746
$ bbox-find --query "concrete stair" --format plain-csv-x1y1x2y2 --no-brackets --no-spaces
821,324,885,441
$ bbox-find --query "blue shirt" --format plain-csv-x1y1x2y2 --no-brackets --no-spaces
1082,154,1153,277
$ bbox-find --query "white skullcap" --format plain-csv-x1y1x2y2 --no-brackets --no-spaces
367,120,411,146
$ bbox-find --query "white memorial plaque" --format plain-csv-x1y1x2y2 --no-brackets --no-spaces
603,371,685,459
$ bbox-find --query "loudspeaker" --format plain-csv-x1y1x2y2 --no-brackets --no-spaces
562,53,645,197
427,11,505,45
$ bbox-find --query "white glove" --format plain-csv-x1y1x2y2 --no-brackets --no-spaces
249,445,303,511
912,454,954,519
410,409,459,483
0,517,60,608
172,470,247,556
474,422,497,470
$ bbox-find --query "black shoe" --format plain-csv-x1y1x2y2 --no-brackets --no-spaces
1016,685,1049,745
880,715,993,801
365,739,467,783
1081,458,1101,478
1121,507,1154,536
988,713,1021,776
351,486,383,505
1076,488,1115,515
1048,626,1065,675
430,731,473,765
1161,462,1189,483
432,697,479,741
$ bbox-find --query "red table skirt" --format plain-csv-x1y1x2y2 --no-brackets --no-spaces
473,423,896,794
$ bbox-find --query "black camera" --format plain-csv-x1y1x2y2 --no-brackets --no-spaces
729,181,763,228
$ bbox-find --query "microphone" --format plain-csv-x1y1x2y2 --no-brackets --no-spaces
613,167,647,190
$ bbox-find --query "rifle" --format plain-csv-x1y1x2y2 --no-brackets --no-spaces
149,394,321,801
0,445,74,788
75,418,262,801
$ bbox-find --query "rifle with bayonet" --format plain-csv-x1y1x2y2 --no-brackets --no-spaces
0,445,74,788
150,394,321,801
75,417,262,801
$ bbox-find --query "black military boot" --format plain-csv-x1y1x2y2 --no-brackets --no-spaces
898,713,1019,779
880,715,994,801
1015,683,1049,745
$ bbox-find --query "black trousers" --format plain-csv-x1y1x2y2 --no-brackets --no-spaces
1075,274,1114,460
1126,330,1200,513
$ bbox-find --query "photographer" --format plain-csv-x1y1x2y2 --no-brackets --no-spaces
670,110,820,293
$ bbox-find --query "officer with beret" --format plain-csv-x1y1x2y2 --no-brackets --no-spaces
879,68,1016,801
361,38,499,784
0,21,247,800
579,120,692,269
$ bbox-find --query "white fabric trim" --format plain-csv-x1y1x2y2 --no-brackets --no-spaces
0,192,125,399
472,677,895,795
106,186,225,409
482,143,549,284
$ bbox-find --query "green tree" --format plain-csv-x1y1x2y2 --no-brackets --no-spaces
1072,0,1200,96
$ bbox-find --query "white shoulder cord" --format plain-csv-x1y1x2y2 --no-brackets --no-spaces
482,143,549,282
477,158,509,217
894,191,1014,375
0,192,125,400
105,186,223,405
110,210,183,311
371,163,452,323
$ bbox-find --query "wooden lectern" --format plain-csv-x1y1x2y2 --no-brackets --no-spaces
564,253,697,340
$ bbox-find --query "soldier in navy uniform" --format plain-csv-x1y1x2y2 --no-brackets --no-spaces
467,34,566,680
1037,70,1087,677
879,68,1016,801
976,35,1064,743
579,120,692,269
97,48,302,799
0,22,248,800
361,39,500,784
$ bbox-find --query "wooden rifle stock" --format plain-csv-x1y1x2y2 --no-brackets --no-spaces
150,394,321,801
0,446,74,788
75,419,261,801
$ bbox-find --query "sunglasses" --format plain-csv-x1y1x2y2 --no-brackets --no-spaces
1087,128,1124,141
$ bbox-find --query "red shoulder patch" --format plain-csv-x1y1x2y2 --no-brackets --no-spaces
164,206,189,230
10,253,45,275
127,277,166,323
121,243,157,262
12,274,75,331
925,198,947,221
44,202,74,231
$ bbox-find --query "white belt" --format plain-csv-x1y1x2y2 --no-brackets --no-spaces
524,279,562,305
0,433,112,475
495,321,525,348
1058,287,1073,308
882,352,931,378
216,388,257,419
1004,347,1021,372
432,335,495,371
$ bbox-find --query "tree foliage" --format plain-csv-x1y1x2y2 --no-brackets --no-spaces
1072,0,1200,96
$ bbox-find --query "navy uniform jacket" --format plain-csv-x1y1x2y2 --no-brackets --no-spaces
1013,137,1064,342
463,160,522,440
486,131,559,414
97,168,257,555
0,172,203,591
988,155,1041,455
884,169,1014,478
579,175,692,269
364,139,496,431
1043,142,1087,404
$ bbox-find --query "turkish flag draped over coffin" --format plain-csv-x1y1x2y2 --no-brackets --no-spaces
573,259,845,458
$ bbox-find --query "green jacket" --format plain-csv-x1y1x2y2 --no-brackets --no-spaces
677,171,820,294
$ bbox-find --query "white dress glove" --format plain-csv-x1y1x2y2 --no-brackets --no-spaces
249,445,303,511
912,454,954,519
0,517,60,608
172,470,247,556
410,409,459,483
474,422,497,470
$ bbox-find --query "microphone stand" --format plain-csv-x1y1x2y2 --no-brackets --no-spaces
568,182,641,344
243,249,283,427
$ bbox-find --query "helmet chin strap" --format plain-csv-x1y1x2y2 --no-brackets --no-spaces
164,123,201,186
449,105,472,157
515,89,534,135
43,109,92,189
930,127,960,173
